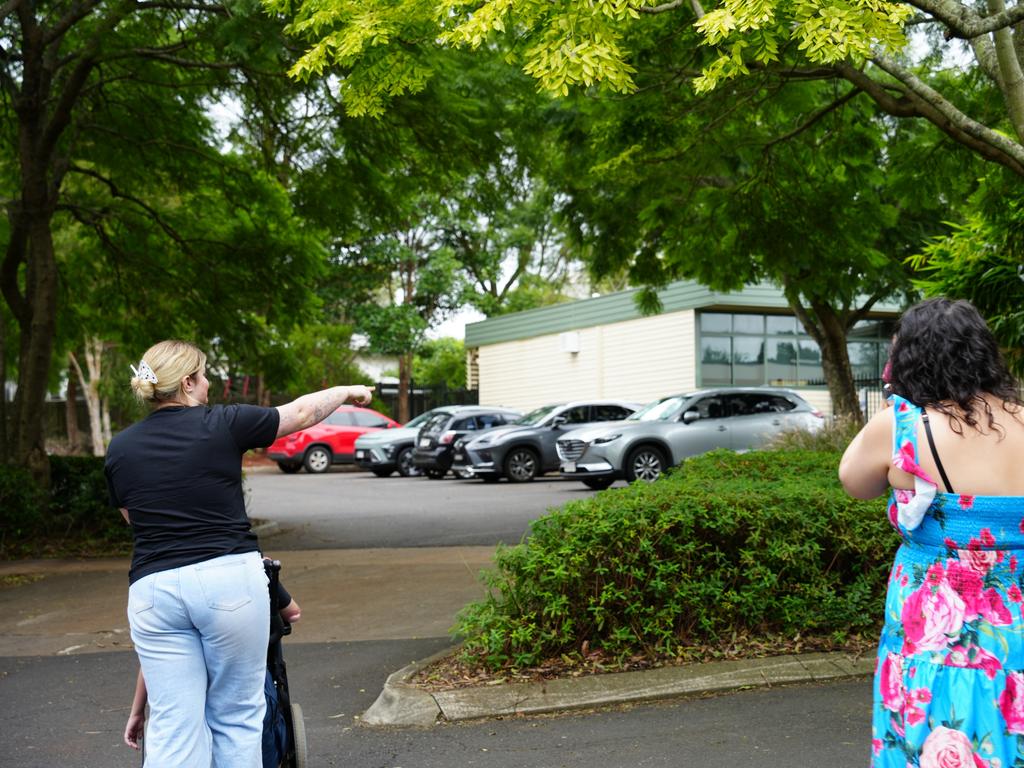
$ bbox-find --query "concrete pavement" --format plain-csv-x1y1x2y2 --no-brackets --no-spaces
0,545,874,726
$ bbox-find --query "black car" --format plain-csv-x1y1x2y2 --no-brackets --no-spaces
412,406,522,479
451,400,641,483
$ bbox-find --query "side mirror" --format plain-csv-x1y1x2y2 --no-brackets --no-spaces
551,415,567,428
682,410,700,424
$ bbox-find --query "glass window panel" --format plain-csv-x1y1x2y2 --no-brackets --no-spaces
766,340,798,385
733,338,764,386
700,312,732,333
848,342,878,383
798,340,823,385
848,320,880,338
701,337,732,385
766,315,797,335
561,405,591,424
733,314,764,334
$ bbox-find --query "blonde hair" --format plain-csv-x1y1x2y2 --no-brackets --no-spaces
130,340,207,404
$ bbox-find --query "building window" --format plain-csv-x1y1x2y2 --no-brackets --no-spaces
698,311,894,387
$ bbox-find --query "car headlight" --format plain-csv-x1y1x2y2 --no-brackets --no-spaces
383,445,395,458
593,433,622,445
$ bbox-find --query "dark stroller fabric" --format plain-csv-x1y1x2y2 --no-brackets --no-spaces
262,669,288,768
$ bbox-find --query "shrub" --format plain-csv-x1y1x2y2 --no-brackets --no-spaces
765,418,863,453
454,449,892,671
0,464,45,544
0,456,130,556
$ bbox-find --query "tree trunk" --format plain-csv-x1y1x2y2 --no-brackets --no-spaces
0,312,8,463
69,338,106,456
398,353,412,424
9,214,60,484
65,361,80,452
783,287,864,425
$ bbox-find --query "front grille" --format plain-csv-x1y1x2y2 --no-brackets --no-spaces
557,439,586,461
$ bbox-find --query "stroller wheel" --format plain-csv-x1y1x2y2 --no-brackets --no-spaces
290,702,308,768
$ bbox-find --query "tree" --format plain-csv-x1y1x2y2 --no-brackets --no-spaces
910,169,1024,374
413,337,467,390
271,0,1024,178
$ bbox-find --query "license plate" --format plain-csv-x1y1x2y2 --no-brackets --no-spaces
563,461,576,473
355,450,365,460
419,438,430,448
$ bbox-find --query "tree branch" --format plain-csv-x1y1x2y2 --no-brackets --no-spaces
44,0,105,47
0,0,21,23
871,53,1024,171
763,88,861,151
985,0,1024,140
67,164,189,246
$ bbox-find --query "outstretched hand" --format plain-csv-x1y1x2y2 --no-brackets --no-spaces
348,385,374,406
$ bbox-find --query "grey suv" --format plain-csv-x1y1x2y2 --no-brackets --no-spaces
412,406,522,479
452,400,641,483
354,407,457,477
557,388,824,489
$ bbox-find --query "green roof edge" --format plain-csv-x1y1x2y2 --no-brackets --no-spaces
465,280,904,347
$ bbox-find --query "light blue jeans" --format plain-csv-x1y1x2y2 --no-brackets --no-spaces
128,551,269,767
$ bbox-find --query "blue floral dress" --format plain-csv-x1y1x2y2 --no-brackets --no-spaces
873,395,1024,767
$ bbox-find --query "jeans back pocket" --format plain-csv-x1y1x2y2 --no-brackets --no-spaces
195,559,253,612
128,576,156,614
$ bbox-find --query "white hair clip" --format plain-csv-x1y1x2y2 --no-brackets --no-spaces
130,360,159,384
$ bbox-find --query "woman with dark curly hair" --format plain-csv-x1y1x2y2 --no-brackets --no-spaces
840,298,1024,767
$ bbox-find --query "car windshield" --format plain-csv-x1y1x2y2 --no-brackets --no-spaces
420,413,451,433
514,404,560,426
628,395,690,422
405,410,443,429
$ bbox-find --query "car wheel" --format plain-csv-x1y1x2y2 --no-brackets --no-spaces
371,468,393,478
624,445,666,483
303,446,332,474
277,462,301,474
582,477,614,491
504,448,539,483
426,468,446,480
396,447,422,478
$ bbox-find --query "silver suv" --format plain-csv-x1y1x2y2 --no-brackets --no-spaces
557,388,824,489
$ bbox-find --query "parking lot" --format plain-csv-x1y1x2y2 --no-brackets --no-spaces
245,467,623,550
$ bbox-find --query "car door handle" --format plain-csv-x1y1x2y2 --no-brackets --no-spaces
717,425,727,432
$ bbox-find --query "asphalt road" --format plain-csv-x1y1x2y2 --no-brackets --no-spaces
245,469,621,549
0,640,872,768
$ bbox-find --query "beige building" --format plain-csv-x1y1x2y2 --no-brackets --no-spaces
465,280,902,415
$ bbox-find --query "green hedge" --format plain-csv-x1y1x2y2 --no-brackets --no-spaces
0,456,131,555
454,449,893,670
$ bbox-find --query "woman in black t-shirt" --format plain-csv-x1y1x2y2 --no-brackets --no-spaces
106,339,372,767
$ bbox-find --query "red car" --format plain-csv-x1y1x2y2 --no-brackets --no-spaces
268,405,400,473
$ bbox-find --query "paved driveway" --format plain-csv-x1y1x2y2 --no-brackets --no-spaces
245,469,619,549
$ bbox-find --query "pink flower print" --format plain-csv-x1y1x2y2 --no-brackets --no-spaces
903,687,932,727
871,738,883,756
946,561,986,620
901,581,966,654
979,528,995,547
897,440,917,471
1019,518,1024,535
1010,584,1023,604
898,400,909,412
895,488,914,505
919,726,988,768
981,588,1012,626
887,502,899,528
944,644,1003,680
959,545,997,575
879,653,905,712
926,562,946,586
944,537,959,550
1012,555,1020,573
958,495,975,510
1000,671,1024,734
901,575,909,587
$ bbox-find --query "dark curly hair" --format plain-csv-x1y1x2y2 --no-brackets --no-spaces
888,298,1021,434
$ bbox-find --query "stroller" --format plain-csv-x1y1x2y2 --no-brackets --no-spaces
264,559,308,768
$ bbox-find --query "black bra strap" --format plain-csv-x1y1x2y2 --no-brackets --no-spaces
921,413,955,494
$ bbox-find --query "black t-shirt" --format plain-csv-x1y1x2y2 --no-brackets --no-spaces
105,404,280,583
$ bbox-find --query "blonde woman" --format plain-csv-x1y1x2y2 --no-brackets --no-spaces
105,340,371,767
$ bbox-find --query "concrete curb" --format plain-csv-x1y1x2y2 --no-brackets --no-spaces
360,648,875,727
249,519,280,538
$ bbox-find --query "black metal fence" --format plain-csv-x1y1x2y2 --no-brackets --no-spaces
372,381,478,421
